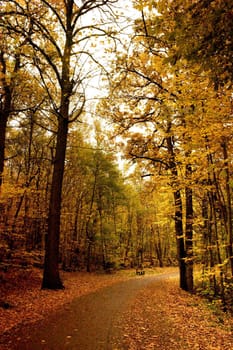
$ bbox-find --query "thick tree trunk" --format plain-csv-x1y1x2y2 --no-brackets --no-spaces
167,134,187,290
173,189,187,290
42,117,68,289
42,1,74,288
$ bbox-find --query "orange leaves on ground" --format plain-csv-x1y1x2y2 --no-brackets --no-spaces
121,276,233,350
0,268,129,335
1,269,233,350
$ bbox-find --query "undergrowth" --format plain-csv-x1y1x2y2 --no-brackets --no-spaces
195,272,233,316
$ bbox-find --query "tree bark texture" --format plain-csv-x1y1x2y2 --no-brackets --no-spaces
42,0,74,288
42,117,68,289
167,135,188,290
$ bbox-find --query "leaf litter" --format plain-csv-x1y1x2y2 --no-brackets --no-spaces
0,268,233,349
120,274,233,350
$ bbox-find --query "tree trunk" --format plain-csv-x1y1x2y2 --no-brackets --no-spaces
42,117,68,289
155,226,164,267
185,164,194,292
0,112,8,189
97,194,107,270
124,211,133,266
221,139,233,276
201,195,209,273
173,189,187,290
86,239,92,273
42,1,74,288
0,53,11,189
167,134,187,290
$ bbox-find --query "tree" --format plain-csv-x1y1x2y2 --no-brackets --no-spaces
56,123,129,272
155,0,233,88
0,30,21,189
151,0,233,292
98,0,233,293
98,3,195,289
2,0,118,289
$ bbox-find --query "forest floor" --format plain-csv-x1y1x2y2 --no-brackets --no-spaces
0,267,233,349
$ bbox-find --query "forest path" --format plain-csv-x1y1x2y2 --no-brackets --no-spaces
1,272,177,350
1,270,233,350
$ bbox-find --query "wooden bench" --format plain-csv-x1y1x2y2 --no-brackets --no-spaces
136,267,145,275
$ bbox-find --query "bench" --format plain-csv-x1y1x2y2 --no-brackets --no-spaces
136,267,145,275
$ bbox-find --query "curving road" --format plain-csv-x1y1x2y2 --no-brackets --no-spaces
3,272,178,350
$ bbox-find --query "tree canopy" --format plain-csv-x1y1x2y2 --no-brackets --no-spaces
154,0,233,88
0,0,233,309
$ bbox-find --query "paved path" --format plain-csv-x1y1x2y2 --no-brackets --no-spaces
3,272,178,350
